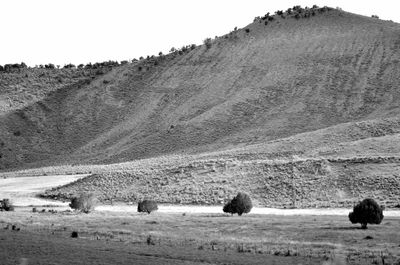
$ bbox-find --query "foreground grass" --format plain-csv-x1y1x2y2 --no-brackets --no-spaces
1,211,399,264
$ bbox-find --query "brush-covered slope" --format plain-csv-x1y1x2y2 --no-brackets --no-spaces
1,7,400,171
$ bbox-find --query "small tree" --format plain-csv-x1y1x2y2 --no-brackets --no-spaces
223,192,252,216
349,198,384,229
69,193,96,213
203,38,212,49
0,199,14,211
138,200,158,214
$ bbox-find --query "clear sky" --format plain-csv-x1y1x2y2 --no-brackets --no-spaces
0,0,399,66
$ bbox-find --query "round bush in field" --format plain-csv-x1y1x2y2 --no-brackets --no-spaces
0,199,15,211
137,200,158,214
69,193,96,213
223,192,253,216
349,198,384,229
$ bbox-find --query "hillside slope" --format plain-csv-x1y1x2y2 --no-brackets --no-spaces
1,7,400,171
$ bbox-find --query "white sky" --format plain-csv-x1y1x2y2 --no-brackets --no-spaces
0,0,399,66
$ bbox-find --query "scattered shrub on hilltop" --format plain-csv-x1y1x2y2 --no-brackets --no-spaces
371,15,379,19
138,200,158,214
203,38,212,49
63,63,76,69
223,192,252,216
0,199,14,211
349,198,384,229
69,193,96,213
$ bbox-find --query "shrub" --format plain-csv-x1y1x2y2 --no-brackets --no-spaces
371,15,379,19
245,28,250,33
69,193,96,213
349,198,384,229
63,63,75,69
0,199,14,211
223,192,252,216
138,200,158,214
203,38,212,49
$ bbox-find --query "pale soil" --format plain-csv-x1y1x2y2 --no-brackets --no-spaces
0,174,88,206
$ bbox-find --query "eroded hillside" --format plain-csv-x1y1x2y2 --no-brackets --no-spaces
1,7,400,170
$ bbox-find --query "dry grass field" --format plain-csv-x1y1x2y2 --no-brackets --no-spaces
0,210,399,264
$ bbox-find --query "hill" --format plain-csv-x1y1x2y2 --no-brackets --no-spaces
1,6,400,207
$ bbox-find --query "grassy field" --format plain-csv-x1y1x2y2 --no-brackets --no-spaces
1,210,399,264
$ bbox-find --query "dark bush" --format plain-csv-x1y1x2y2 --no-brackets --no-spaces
146,235,155,245
138,200,158,214
69,193,96,213
63,63,76,69
223,192,252,216
45,63,55,69
245,28,250,33
349,198,384,229
203,38,212,49
0,199,14,211
71,231,78,238
371,15,379,19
